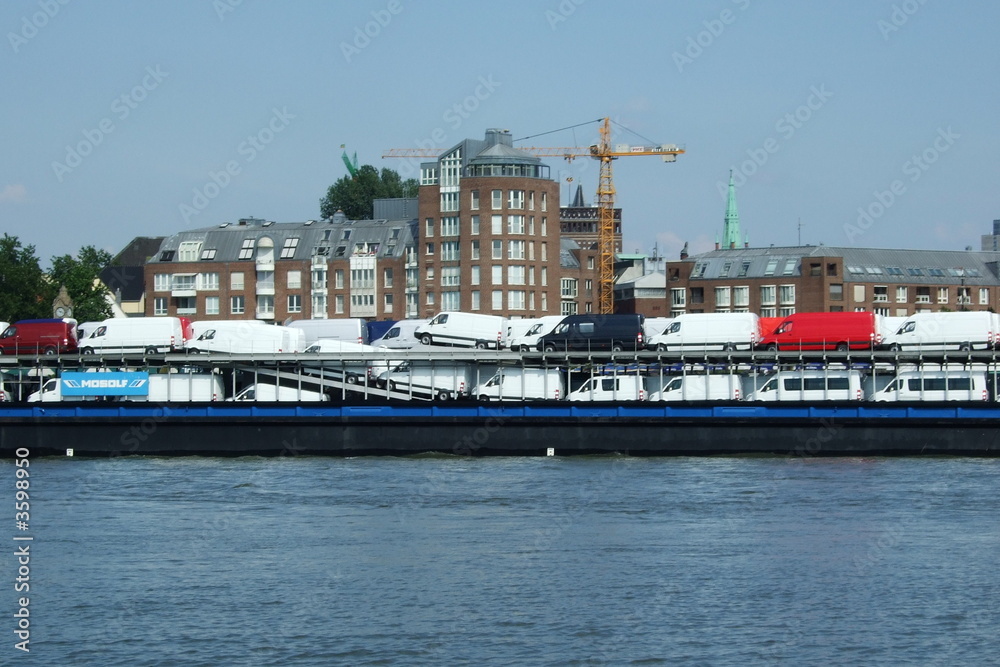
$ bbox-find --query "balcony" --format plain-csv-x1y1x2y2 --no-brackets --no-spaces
255,309,275,320
255,283,275,296
916,295,931,304
256,257,275,271
873,295,889,303
176,307,197,315
958,296,972,305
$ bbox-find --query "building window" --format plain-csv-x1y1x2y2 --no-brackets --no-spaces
335,295,344,314
383,268,393,288
311,268,327,290
587,257,595,270
280,237,299,259
980,288,990,306
492,290,503,310
738,262,751,278
895,286,907,303
384,293,393,312
471,215,480,235
529,192,535,211
311,294,327,317
440,192,458,212
561,300,578,316
853,285,866,302
426,267,435,282
541,267,548,287
508,215,525,234
256,295,274,316
287,294,302,313
153,297,168,316
491,265,503,285
491,189,502,210
154,274,170,291
442,266,461,287
561,278,578,298
528,216,535,235
227,272,243,291
779,285,795,305
508,190,524,209
715,287,731,308
471,266,480,285
874,286,888,303
492,240,503,260
541,243,547,261
230,296,245,315
541,217,547,235
441,216,459,236
471,240,480,260
441,241,460,261
470,190,480,210
425,218,434,237
335,269,344,289
198,273,220,290
159,250,174,262
541,192,547,212
830,284,843,301
528,242,535,261
809,263,821,277
958,287,971,306
779,307,795,317
471,291,480,310
426,291,435,306
937,287,949,304
178,241,202,262
764,259,778,276
542,293,548,311
733,286,749,308
508,240,525,260
420,167,438,185
760,285,776,306
238,239,255,260
283,270,300,290
761,307,776,318
691,287,704,304
827,263,838,277
509,290,526,310
491,215,503,234
441,291,460,311
584,278,591,291
200,248,217,261
508,265,526,285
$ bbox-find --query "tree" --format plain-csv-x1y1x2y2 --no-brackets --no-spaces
0,234,48,322
47,246,114,323
319,165,418,220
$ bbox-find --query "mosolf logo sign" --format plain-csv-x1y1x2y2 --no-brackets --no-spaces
60,372,149,396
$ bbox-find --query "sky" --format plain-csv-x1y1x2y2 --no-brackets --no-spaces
1,0,998,265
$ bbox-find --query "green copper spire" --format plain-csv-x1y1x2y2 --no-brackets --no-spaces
722,170,742,249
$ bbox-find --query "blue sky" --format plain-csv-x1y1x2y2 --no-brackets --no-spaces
1,0,997,263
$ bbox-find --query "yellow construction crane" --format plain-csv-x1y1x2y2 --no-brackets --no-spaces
383,117,684,314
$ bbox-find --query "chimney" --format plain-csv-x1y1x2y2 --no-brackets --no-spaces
680,242,689,260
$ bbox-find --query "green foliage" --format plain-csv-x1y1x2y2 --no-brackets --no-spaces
48,246,114,323
0,234,48,322
0,236,113,323
319,165,418,220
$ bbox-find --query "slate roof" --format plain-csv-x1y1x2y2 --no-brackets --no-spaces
686,246,1000,286
147,217,417,265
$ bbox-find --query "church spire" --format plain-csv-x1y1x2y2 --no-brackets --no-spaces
722,170,742,249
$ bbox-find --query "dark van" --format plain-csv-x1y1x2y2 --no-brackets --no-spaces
537,314,645,352
0,319,79,355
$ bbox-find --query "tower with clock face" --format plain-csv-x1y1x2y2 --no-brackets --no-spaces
52,285,74,319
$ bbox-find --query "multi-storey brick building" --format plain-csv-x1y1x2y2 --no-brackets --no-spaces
556,184,620,315
143,212,417,322
416,128,563,318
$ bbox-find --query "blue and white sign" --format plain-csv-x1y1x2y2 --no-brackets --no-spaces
60,372,150,397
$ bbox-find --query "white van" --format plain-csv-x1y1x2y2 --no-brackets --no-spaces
507,316,564,353
873,370,988,402
286,318,368,346
186,320,303,354
883,311,995,352
302,339,396,383
505,319,540,351
79,317,186,355
650,374,743,401
372,319,429,350
377,361,475,400
647,313,760,352
644,317,674,339
473,367,565,401
416,312,508,349
748,370,863,401
568,375,646,401
229,383,329,402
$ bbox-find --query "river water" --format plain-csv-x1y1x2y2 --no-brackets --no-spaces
4,454,999,665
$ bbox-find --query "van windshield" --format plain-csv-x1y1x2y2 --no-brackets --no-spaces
775,321,792,334
664,377,682,392
526,324,543,335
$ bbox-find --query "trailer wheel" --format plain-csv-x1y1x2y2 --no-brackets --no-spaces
81,347,94,355
421,334,433,346
836,343,849,352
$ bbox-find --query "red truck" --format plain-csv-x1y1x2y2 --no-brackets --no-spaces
757,312,879,352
